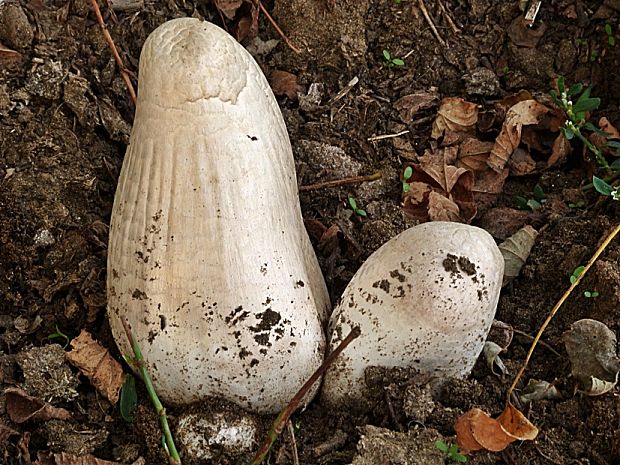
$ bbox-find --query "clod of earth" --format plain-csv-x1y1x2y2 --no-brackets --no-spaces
321,222,504,409
106,18,330,414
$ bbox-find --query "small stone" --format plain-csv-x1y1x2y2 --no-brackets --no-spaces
34,229,55,247
63,73,99,129
25,61,65,101
0,3,34,49
463,67,500,96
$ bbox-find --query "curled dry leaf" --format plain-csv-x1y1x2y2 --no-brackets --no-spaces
455,404,538,453
66,330,125,404
498,225,538,285
5,387,72,423
563,318,620,396
455,138,509,194
483,341,508,376
394,89,439,124
269,70,300,100
431,97,479,139
213,0,243,19
488,100,550,173
548,133,572,167
508,147,537,176
519,379,561,404
589,116,620,156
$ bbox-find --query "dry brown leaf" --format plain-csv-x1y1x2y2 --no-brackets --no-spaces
488,100,550,173
598,116,620,138
233,2,259,42
454,408,483,453
508,147,537,176
34,451,134,465
0,42,21,63
394,90,439,124
269,70,300,100
5,387,72,423
497,403,539,440
457,138,494,171
548,133,572,167
473,168,509,194
213,0,243,19
499,90,534,110
431,97,479,139
590,116,620,155
66,330,124,404
469,408,516,451
427,191,461,222
499,225,538,285
0,423,19,442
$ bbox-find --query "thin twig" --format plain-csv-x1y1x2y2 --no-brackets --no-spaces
368,130,409,142
417,0,446,47
252,0,301,54
299,171,382,192
90,0,137,105
249,326,361,465
287,420,300,465
506,224,620,403
122,319,181,465
437,0,461,34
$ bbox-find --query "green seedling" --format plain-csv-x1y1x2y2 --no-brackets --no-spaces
120,374,138,422
393,0,402,4
568,200,586,208
549,76,607,167
402,166,413,192
347,195,367,217
570,266,600,298
605,24,616,46
382,49,405,68
47,325,70,348
514,184,546,211
590,49,599,62
592,175,619,200
435,440,467,464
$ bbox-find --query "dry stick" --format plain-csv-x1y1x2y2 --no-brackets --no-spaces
436,0,461,34
287,420,300,465
368,130,410,142
90,0,137,105
122,319,181,465
251,0,301,54
249,326,361,465
299,171,382,192
505,223,620,404
417,0,446,47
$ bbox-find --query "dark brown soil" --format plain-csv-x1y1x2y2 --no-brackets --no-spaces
1,1,619,464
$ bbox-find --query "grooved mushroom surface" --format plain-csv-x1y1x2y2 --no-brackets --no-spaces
107,18,330,414
321,222,504,409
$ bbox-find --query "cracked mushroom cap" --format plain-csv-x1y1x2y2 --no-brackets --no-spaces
321,222,504,409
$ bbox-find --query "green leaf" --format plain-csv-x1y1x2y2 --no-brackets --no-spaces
610,36,616,46
347,195,358,210
403,166,413,180
605,140,620,149
402,182,410,193
567,83,583,97
610,159,620,170
527,199,542,210
120,374,138,422
557,76,565,94
570,265,585,285
573,96,601,114
356,209,367,217
514,196,528,210
382,50,391,60
549,90,561,106
583,122,607,135
562,126,575,140
435,440,449,453
605,24,613,36
533,184,546,201
392,58,405,66
592,176,614,196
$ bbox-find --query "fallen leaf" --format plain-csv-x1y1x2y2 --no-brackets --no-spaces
0,423,19,442
497,403,539,440
499,225,538,285
66,330,125,404
466,408,516,451
269,70,299,100
427,191,461,222
454,409,484,453
0,42,21,63
394,90,439,124
431,97,479,139
508,147,537,176
488,100,550,173
483,341,508,376
213,0,243,19
232,1,259,42
473,168,509,194
457,138,494,171
563,319,620,395
590,116,620,155
318,224,341,255
5,387,72,423
547,133,572,167
519,379,561,404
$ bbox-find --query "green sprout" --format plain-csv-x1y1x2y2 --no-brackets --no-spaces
514,184,546,211
382,49,405,68
435,440,467,464
347,195,367,217
393,0,402,4
47,325,70,348
590,50,599,62
402,166,413,192
570,266,600,298
568,200,586,208
605,24,616,46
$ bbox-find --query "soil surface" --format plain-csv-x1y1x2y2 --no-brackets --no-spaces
1,1,619,464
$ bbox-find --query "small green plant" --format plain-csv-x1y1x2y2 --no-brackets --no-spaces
570,266,600,298
393,0,402,4
120,374,138,422
402,166,413,192
435,440,467,464
47,325,70,348
514,184,546,211
605,24,616,46
590,49,599,62
382,49,405,68
568,199,586,208
347,195,367,217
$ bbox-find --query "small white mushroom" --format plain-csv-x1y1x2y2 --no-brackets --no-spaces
107,18,330,414
321,222,504,408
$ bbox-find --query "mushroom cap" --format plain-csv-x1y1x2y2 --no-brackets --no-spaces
107,18,329,414
321,222,504,409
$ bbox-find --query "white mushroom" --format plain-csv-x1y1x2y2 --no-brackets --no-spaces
321,222,504,408
107,18,330,414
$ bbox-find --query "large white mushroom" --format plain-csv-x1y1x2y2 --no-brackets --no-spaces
321,222,504,408
107,18,330,414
